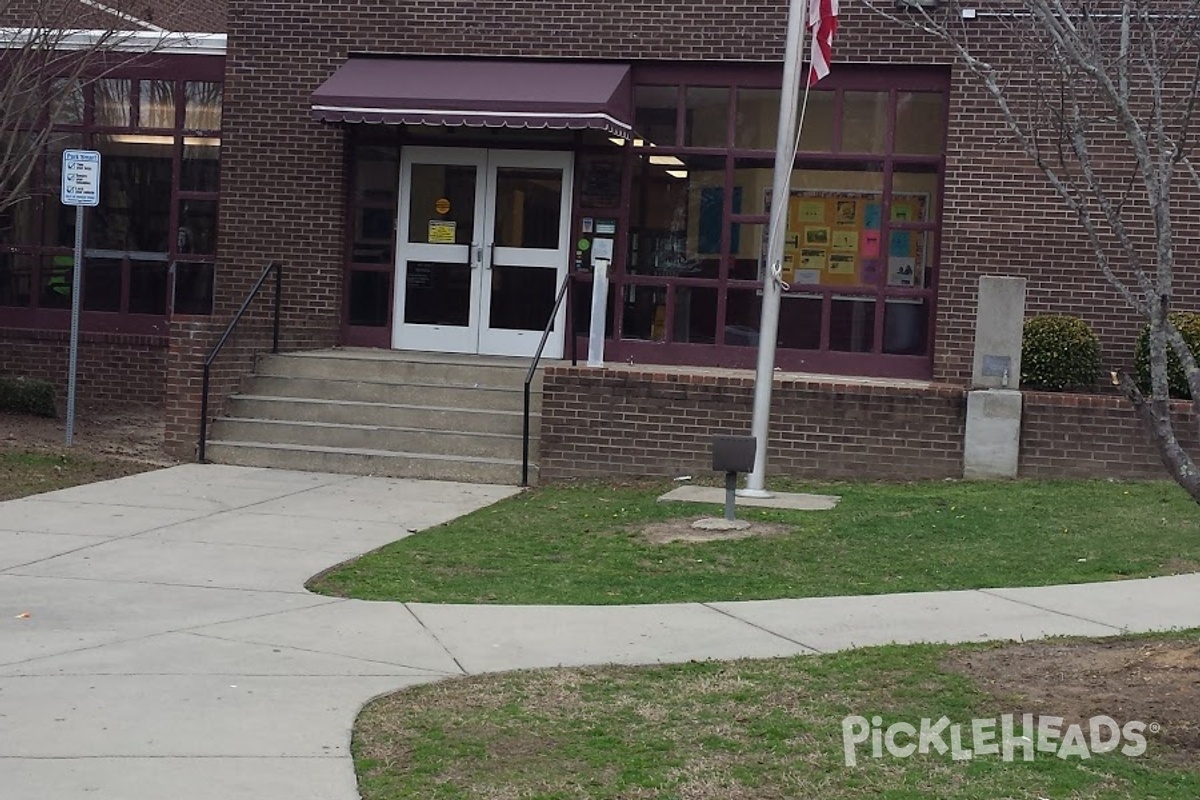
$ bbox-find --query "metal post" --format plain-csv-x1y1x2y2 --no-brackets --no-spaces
521,383,531,487
724,470,737,521
587,259,609,367
198,364,211,462
272,262,281,353
744,0,807,497
65,205,84,447
570,275,579,366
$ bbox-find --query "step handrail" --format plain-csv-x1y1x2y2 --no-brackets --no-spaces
198,261,282,462
522,272,577,486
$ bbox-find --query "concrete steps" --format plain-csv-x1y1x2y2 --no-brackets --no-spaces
203,349,543,484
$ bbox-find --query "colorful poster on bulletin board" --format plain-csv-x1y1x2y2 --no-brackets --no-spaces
773,191,927,287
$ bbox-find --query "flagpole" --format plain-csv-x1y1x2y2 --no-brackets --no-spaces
742,0,808,497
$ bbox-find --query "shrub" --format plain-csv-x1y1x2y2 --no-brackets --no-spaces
0,376,57,417
1134,311,1200,399
1021,315,1101,391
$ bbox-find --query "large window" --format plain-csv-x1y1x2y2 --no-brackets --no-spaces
0,67,223,334
607,65,948,378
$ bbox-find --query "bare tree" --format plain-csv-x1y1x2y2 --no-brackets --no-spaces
0,0,180,234
863,0,1200,500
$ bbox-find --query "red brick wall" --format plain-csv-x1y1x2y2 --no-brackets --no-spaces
539,366,966,481
164,317,275,460
1020,392,1197,480
0,328,166,407
217,0,1188,390
540,367,1192,483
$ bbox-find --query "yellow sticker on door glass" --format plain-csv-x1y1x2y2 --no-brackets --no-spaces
434,197,451,215
428,220,456,244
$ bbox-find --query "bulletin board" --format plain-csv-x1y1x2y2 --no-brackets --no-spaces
772,191,928,289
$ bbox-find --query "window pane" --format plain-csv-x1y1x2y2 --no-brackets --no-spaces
129,260,168,314
0,252,34,306
404,261,469,326
40,256,74,309
489,266,556,331
89,135,173,253
0,196,36,246
182,137,220,192
139,80,175,128
347,270,389,326
735,88,779,150
674,285,718,344
829,297,875,352
629,155,725,277
94,79,132,127
798,91,835,152
841,91,888,154
178,199,218,255
83,256,122,311
634,86,677,147
492,168,563,249
354,145,399,204
570,278,615,337
173,261,214,315
621,284,667,341
895,92,946,154
883,298,929,355
729,222,765,281
353,208,393,264
184,82,223,130
778,295,822,349
892,165,938,223
724,288,761,346
50,78,84,125
685,87,729,147
44,134,83,247
407,164,476,245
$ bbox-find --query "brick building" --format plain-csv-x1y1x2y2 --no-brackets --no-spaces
2,1,1192,480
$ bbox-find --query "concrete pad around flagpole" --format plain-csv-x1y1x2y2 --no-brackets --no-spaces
658,485,839,511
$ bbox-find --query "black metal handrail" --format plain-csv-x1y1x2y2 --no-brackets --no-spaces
198,261,282,462
522,272,577,486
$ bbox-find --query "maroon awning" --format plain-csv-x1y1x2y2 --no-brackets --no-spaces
311,58,634,138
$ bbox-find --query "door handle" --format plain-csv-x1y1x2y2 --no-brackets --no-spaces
484,242,495,271
471,241,482,269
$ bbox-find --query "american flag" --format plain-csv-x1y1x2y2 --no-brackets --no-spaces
808,0,839,87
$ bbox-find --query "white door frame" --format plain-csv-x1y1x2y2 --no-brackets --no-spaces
478,148,574,358
392,146,573,358
392,146,488,354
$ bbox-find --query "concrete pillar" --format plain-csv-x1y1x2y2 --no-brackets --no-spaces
971,276,1027,390
963,389,1022,478
964,276,1027,479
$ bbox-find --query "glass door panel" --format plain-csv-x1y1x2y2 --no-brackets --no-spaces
392,148,572,357
479,150,573,357
392,147,486,353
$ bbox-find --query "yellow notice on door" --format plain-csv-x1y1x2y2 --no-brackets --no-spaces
428,220,457,244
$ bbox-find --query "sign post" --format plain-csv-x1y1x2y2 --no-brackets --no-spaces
60,149,101,446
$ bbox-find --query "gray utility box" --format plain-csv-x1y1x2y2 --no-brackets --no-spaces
713,434,756,473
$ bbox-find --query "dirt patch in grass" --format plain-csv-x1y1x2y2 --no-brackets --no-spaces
0,404,174,500
0,404,172,465
638,518,793,544
944,637,1200,757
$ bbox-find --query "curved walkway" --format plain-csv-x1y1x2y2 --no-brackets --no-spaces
1,465,1198,799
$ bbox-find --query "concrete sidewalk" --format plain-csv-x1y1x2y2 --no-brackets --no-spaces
1,465,1198,799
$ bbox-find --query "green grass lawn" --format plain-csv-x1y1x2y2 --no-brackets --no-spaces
353,633,1200,800
308,479,1200,605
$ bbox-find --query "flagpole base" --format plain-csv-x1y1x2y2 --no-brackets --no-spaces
736,488,774,499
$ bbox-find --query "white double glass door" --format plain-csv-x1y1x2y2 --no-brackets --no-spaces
392,147,573,357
